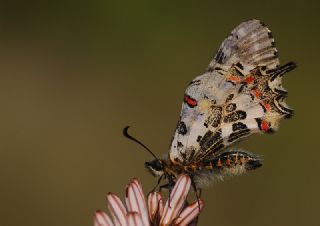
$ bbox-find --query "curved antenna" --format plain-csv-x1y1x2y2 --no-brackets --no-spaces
123,126,159,160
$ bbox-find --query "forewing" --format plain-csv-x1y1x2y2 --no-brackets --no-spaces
169,19,295,165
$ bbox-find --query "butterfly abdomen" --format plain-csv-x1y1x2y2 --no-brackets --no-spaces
191,150,262,187
169,150,261,174
203,151,261,171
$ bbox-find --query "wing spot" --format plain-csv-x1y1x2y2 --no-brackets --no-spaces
177,121,188,135
225,94,234,103
177,142,184,147
232,122,248,131
226,103,237,113
199,129,223,153
224,110,247,123
215,48,225,64
228,129,251,142
255,118,274,133
236,62,244,70
184,95,198,108
244,76,254,84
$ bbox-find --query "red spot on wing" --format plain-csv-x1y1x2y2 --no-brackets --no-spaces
252,89,262,98
244,76,254,84
261,120,269,132
262,102,271,111
227,75,241,83
184,95,198,107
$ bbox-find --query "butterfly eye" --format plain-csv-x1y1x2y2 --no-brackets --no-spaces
153,160,163,171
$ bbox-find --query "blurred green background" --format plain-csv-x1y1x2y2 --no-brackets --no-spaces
0,0,319,226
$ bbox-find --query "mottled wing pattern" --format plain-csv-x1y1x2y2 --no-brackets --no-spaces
208,19,279,72
169,19,295,165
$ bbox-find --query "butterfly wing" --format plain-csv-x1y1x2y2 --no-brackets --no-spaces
207,19,279,72
169,19,296,165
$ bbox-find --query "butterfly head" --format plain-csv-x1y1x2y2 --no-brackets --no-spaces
145,159,164,177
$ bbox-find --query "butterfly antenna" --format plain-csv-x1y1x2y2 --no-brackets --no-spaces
123,126,159,160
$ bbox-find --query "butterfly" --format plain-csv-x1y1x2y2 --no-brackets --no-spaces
124,19,296,194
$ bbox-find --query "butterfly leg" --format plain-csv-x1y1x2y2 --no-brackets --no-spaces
151,174,164,193
190,175,201,212
158,183,170,192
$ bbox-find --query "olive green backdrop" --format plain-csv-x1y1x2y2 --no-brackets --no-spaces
0,0,319,226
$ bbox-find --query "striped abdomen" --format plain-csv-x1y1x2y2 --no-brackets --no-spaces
202,150,262,172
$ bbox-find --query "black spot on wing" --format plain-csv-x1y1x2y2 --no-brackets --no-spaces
224,110,247,123
215,48,225,64
199,130,213,148
204,106,222,128
238,84,246,93
269,62,297,82
235,62,244,70
177,121,187,135
188,79,201,86
255,118,262,130
210,142,225,153
212,107,223,127
226,103,237,113
232,122,248,131
199,129,223,152
274,88,288,96
228,129,251,142
275,95,294,117
214,67,225,75
225,94,234,103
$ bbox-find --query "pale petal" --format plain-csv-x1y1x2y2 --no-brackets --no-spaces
125,179,149,226
174,199,204,226
160,175,191,226
126,212,144,226
188,219,199,226
107,193,127,226
94,210,114,226
147,191,164,222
